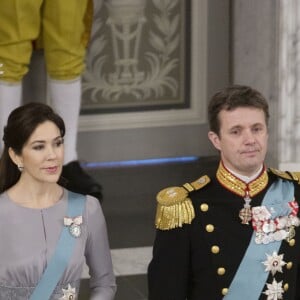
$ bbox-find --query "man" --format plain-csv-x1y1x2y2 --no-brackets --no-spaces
148,85,300,299
0,0,102,201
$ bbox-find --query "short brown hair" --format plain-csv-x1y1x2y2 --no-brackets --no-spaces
208,85,270,135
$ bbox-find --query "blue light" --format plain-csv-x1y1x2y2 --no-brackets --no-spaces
82,156,199,169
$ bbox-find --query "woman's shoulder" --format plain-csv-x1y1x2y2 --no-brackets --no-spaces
64,189,102,214
0,192,9,207
85,194,102,211
66,190,104,223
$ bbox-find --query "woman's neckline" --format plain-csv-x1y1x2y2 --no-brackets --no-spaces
4,188,66,210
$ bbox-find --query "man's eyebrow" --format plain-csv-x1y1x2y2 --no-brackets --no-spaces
228,125,242,130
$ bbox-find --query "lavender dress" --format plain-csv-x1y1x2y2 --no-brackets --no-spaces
0,190,116,299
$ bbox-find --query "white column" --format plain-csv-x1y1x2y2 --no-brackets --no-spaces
278,0,300,171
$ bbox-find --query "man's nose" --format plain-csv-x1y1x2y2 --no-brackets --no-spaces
243,130,256,143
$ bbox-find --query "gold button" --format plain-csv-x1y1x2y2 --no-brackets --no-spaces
206,224,214,232
217,267,226,275
211,245,220,254
222,288,228,296
200,203,209,212
289,239,295,246
284,283,289,291
286,262,293,269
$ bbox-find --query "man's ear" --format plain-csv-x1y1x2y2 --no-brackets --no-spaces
8,147,23,168
208,131,221,151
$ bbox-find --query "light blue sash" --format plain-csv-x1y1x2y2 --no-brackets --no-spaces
224,179,294,300
30,191,85,300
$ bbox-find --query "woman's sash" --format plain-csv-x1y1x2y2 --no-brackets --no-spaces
29,191,85,300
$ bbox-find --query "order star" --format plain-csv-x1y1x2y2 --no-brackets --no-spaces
262,251,286,276
263,279,284,300
59,284,76,300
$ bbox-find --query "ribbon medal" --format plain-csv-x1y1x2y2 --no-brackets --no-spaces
252,200,300,244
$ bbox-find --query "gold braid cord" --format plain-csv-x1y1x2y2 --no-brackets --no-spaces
217,162,268,197
155,175,210,230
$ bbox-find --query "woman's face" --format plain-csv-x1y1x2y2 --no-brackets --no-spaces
14,121,64,185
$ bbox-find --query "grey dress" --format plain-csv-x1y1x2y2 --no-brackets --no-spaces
0,189,116,299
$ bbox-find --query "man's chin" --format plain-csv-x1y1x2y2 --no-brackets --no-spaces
241,161,263,174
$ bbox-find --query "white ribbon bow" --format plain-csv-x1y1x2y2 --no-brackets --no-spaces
64,216,83,226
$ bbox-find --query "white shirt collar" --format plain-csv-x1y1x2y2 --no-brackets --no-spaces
225,165,264,183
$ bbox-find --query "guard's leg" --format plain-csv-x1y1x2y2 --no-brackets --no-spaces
48,77,81,164
42,0,89,80
0,0,42,149
43,0,102,201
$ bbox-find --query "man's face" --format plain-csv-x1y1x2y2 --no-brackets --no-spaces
208,107,268,177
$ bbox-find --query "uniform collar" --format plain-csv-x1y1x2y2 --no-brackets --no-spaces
216,161,268,197
227,165,263,183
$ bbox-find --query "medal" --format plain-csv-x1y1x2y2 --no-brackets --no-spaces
252,201,300,244
69,223,81,238
263,278,284,300
287,226,295,241
60,284,76,300
215,162,269,225
64,215,83,238
239,192,252,224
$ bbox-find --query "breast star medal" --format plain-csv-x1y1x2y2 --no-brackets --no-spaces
59,284,76,300
262,251,286,276
263,279,284,300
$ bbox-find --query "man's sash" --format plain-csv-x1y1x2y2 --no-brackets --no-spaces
224,179,294,300
30,191,85,300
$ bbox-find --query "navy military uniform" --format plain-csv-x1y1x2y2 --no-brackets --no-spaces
148,162,300,299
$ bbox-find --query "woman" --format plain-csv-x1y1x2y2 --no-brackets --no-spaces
0,102,116,299
0,0,103,202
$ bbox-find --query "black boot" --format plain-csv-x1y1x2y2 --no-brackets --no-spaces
60,161,103,202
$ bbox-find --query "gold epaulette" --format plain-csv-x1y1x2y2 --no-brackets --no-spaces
155,175,210,230
269,168,300,184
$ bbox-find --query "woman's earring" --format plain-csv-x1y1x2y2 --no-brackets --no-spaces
18,165,24,172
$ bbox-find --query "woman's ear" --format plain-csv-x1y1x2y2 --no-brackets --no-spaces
8,147,23,169
208,131,221,151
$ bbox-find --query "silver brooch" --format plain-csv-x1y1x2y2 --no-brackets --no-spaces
64,216,83,238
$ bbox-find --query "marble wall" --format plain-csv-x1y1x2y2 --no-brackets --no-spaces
23,0,230,163
233,0,300,171
232,0,279,167
278,0,300,171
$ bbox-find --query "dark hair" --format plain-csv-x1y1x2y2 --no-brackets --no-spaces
208,85,270,135
0,102,65,193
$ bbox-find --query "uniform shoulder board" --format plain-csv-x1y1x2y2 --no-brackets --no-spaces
269,168,300,184
155,175,210,230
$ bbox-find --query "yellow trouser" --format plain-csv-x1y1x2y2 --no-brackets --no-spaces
0,0,89,82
